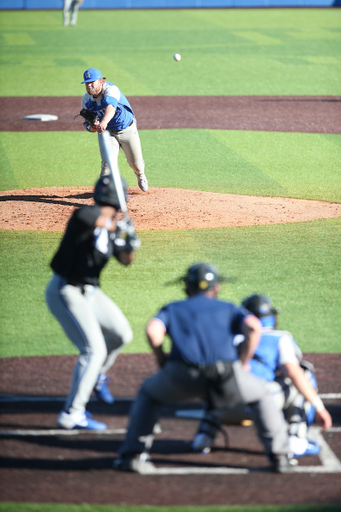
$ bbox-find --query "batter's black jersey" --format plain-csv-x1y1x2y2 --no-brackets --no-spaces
51,205,124,286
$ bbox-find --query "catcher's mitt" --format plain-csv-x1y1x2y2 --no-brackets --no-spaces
74,108,99,127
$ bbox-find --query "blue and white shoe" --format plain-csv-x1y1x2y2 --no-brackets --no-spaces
293,441,321,458
94,374,115,404
57,410,107,431
289,436,321,458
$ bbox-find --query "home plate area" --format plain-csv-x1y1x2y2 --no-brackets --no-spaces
0,394,340,476
0,353,340,506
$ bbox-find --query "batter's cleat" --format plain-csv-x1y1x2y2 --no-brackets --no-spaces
57,410,107,431
94,374,115,404
137,173,148,192
191,433,213,454
269,454,293,473
113,452,156,474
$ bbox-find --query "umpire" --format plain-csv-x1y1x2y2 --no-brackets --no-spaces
113,263,291,474
46,176,140,431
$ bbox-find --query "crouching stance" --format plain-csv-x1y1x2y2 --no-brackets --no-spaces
113,263,292,474
46,176,140,430
192,294,332,458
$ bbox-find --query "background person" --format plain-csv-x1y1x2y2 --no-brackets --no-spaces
63,0,83,26
113,263,292,474
46,176,141,430
80,68,148,192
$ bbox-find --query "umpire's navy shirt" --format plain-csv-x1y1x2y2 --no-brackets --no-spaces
155,294,248,366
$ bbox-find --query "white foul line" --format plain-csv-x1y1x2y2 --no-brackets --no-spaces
0,428,127,437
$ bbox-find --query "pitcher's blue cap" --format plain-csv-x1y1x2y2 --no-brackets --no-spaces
81,68,102,84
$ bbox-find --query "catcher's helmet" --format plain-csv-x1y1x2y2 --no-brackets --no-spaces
93,176,127,210
241,294,278,318
184,263,223,294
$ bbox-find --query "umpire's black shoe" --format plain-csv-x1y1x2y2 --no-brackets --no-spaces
269,454,294,473
113,452,156,475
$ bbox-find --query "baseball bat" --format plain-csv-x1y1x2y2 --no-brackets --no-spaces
98,130,128,217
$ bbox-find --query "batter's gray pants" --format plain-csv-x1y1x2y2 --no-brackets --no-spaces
45,273,133,414
99,119,145,179
118,359,289,457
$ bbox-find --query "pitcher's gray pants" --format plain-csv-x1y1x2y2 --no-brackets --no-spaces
118,359,289,457
99,119,145,178
46,273,132,414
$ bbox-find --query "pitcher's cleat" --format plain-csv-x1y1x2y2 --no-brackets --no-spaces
137,173,148,192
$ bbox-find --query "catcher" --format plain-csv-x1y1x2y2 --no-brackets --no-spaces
192,294,332,457
76,68,148,192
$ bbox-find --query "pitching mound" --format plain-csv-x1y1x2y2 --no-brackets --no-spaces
0,186,340,231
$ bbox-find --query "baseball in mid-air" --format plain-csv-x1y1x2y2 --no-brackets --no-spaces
173,53,181,62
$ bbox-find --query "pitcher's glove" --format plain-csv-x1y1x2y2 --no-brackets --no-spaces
74,109,99,132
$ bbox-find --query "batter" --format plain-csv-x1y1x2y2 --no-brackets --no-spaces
46,176,141,430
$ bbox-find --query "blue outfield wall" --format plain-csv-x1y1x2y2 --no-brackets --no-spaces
1,0,340,9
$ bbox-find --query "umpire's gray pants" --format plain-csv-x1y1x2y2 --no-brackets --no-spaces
99,119,145,178
45,273,132,414
119,359,289,457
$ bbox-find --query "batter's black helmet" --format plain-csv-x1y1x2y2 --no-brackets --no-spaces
184,262,224,294
241,294,278,318
93,176,127,209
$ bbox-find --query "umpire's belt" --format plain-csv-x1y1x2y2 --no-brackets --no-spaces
185,360,243,411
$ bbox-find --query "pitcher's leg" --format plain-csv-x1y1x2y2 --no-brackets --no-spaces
118,120,148,191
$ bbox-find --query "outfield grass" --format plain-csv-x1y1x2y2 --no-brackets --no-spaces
1,217,340,358
1,130,341,202
0,9,340,96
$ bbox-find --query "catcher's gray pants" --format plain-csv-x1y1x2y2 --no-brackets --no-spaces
99,119,145,179
118,359,289,457
197,373,315,439
45,273,132,414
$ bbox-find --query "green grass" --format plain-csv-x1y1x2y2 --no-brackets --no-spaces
0,504,340,512
1,130,341,202
0,9,340,96
1,217,340,358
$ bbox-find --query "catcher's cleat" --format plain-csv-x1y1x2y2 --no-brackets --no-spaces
94,374,115,404
113,452,155,474
292,440,321,458
57,410,107,431
137,172,148,192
